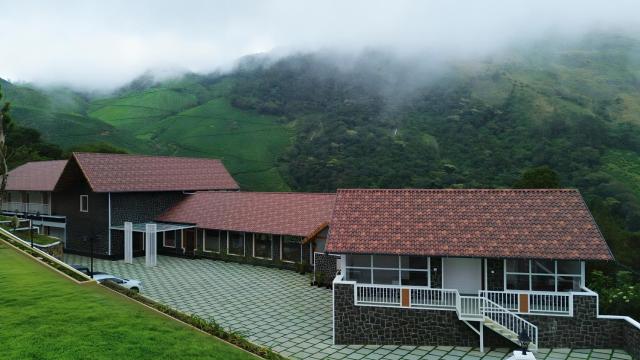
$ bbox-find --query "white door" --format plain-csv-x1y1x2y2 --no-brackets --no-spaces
443,257,482,295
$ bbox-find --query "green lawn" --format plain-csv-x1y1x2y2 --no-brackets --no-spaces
0,242,257,360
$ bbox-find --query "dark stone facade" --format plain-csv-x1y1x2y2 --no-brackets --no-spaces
110,192,186,226
334,282,640,354
314,253,339,285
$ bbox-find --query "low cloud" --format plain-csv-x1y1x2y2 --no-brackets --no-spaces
0,0,638,90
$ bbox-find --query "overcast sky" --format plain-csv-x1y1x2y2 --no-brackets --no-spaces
1,0,639,90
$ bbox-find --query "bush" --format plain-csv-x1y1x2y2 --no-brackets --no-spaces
589,270,640,319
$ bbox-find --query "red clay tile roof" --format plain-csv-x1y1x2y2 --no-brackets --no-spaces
326,189,613,261
157,191,336,237
6,160,68,191
70,152,239,192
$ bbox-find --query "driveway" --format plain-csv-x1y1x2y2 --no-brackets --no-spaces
63,254,631,360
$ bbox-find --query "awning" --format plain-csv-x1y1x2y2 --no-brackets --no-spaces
110,222,195,233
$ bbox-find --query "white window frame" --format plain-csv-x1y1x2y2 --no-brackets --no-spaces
504,259,584,292
280,235,302,263
344,255,432,286
252,233,273,260
162,230,176,248
80,195,89,212
226,231,245,256
203,229,221,253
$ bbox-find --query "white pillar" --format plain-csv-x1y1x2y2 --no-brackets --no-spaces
145,223,157,267
124,222,133,264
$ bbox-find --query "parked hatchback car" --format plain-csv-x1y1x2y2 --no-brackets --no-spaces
93,274,143,293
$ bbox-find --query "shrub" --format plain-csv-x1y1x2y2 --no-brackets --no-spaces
589,270,640,319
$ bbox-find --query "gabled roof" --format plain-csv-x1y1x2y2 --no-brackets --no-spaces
59,153,239,193
326,189,613,261
6,160,68,191
156,191,336,237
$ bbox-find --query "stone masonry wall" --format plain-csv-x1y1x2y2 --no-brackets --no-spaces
314,253,339,285
334,282,639,354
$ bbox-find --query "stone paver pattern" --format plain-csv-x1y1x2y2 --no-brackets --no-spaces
64,254,631,360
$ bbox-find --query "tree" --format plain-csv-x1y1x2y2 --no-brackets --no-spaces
0,86,12,198
514,166,561,189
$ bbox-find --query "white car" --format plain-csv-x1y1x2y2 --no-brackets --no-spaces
94,274,142,292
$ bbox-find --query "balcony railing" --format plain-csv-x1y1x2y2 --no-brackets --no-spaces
355,284,401,306
479,290,573,316
1,202,50,215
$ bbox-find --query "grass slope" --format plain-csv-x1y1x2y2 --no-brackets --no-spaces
85,79,292,191
0,242,255,360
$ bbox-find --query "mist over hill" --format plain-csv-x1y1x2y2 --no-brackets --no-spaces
2,31,640,269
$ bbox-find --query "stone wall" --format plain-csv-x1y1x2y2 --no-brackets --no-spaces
334,282,639,354
314,253,339,285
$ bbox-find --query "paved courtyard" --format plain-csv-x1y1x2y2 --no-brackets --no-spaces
64,254,632,360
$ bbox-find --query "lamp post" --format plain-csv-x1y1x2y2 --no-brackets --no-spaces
518,330,531,355
29,219,34,248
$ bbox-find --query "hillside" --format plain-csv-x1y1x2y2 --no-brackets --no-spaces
2,32,640,268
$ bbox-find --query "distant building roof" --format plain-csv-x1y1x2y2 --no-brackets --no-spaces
326,189,613,261
64,152,239,193
157,191,336,237
6,160,68,191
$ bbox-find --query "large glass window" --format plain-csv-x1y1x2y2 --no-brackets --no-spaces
253,233,272,259
281,235,302,262
203,229,220,253
505,259,583,292
227,231,245,256
163,231,176,248
344,255,432,286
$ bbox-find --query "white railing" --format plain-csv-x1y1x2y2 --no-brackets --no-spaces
481,297,538,348
410,287,457,309
479,290,573,315
355,284,401,306
458,295,482,318
1,202,50,215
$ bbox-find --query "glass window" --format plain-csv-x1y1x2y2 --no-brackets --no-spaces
347,254,371,267
373,269,399,285
506,274,530,290
401,270,429,286
532,275,555,291
281,235,301,262
557,261,581,274
204,229,220,253
163,231,176,248
254,233,272,259
532,260,554,274
227,231,245,256
557,276,581,292
401,256,429,269
373,255,398,268
346,268,371,283
80,195,88,212
506,259,529,273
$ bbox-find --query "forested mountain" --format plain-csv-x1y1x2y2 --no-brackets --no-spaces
2,32,640,270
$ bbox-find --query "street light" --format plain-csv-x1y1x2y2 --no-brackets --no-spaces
518,330,531,355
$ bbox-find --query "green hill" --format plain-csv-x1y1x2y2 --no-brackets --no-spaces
3,31,640,268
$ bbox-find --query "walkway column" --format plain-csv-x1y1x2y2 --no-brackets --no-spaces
145,223,157,267
124,222,133,264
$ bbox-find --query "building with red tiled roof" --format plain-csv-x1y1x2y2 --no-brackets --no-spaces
1,153,239,258
1,160,69,239
327,188,630,352
155,191,335,266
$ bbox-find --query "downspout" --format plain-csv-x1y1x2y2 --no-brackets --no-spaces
108,192,112,256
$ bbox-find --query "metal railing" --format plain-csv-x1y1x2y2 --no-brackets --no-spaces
410,287,457,309
479,290,573,315
481,297,538,348
355,284,401,306
458,295,482,318
1,202,50,215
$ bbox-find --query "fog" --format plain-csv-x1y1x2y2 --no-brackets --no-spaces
1,0,639,90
